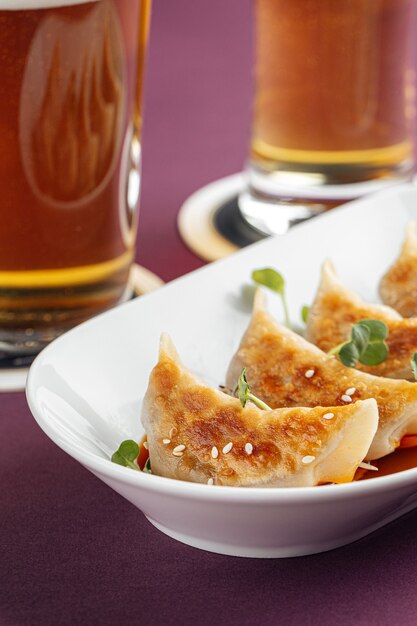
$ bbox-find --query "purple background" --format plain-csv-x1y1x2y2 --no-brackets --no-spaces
2,1,417,624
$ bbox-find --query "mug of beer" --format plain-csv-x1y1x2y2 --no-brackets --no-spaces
239,0,417,235
0,0,150,356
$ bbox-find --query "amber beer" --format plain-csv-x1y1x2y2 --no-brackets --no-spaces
0,0,150,348
244,0,417,234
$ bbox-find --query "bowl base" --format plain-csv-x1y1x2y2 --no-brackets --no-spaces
146,499,417,558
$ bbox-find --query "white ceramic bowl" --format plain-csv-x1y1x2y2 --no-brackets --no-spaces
27,183,417,558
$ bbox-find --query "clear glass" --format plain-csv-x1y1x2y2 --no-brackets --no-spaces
240,0,417,235
0,0,151,356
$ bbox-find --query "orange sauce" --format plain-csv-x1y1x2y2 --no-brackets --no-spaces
357,437,417,481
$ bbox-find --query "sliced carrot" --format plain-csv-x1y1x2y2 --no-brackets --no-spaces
137,438,150,470
399,434,417,449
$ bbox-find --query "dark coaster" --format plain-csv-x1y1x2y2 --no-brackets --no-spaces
213,195,266,248
177,172,260,261
0,354,37,370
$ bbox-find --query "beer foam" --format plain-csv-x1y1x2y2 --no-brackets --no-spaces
0,0,98,8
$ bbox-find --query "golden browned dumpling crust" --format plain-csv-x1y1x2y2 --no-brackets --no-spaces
379,222,417,317
227,291,417,460
306,260,417,380
141,335,378,487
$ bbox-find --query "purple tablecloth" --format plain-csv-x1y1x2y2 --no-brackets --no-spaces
2,2,417,624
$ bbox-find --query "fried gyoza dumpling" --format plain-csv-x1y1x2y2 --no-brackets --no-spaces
379,222,417,317
306,260,417,380
141,334,378,487
226,291,417,460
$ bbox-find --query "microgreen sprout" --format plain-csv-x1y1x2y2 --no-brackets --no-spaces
252,268,291,328
411,353,417,381
143,458,152,474
328,319,389,367
219,384,234,397
235,368,271,410
301,305,310,324
111,440,140,471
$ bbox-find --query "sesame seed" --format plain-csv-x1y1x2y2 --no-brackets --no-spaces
245,443,253,455
207,478,214,485
173,444,186,454
304,369,315,379
222,442,233,454
358,461,378,471
143,441,148,450
211,446,219,459
323,412,334,420
345,387,356,396
169,427,177,438
302,455,316,465
172,451,183,457
162,438,171,445
341,394,352,403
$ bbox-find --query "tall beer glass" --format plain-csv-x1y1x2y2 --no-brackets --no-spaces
0,0,150,354
240,0,417,235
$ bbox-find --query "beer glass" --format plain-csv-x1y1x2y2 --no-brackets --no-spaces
240,0,417,235
0,0,150,356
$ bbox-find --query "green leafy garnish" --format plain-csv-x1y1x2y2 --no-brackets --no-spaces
411,353,417,381
143,458,152,474
236,368,271,410
328,319,389,367
301,305,310,324
252,268,291,328
111,440,140,471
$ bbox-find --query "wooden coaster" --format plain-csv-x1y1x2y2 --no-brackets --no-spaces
0,263,164,392
178,173,262,262
129,263,164,296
